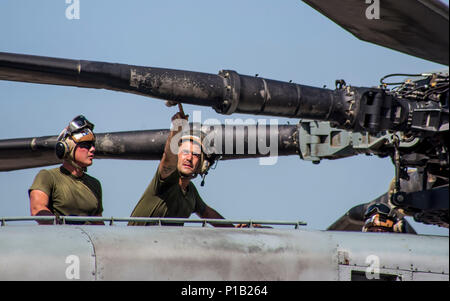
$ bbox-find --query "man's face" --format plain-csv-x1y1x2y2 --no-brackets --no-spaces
74,141,96,167
177,140,201,176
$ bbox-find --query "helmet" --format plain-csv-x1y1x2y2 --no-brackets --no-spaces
55,115,96,163
362,203,397,232
364,203,392,219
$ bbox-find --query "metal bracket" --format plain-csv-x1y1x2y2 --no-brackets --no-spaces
297,120,421,163
297,120,356,163
216,69,241,115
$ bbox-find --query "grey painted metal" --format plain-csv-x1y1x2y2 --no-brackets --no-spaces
86,226,338,281
331,231,449,280
0,222,447,281
0,226,96,280
412,272,449,281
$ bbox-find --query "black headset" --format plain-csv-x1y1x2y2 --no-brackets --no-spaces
55,140,70,159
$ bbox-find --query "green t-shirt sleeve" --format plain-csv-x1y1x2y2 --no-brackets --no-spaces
29,169,54,197
192,185,207,215
93,179,103,215
150,167,179,196
129,167,174,224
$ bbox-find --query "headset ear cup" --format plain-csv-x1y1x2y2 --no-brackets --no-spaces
55,141,68,159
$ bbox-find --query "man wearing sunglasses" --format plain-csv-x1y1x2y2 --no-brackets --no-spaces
129,109,232,227
362,203,409,233
29,115,103,225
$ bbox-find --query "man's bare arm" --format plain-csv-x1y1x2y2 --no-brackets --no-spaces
29,190,55,225
159,130,179,179
159,111,187,179
197,206,235,228
30,190,51,216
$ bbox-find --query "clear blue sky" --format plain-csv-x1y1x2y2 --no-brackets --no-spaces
0,0,448,235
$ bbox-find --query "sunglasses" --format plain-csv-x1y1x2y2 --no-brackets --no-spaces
77,141,95,150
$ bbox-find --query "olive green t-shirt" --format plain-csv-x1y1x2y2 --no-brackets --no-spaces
29,166,102,218
129,168,207,226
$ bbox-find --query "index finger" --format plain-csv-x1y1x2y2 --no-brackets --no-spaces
178,103,186,117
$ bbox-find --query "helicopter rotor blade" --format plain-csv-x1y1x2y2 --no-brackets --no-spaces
303,0,449,66
0,125,299,171
0,52,351,122
0,51,224,107
0,136,61,172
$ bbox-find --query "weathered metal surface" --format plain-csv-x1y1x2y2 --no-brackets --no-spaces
0,125,299,171
86,227,337,281
0,226,96,280
0,223,447,281
0,52,353,121
331,231,449,277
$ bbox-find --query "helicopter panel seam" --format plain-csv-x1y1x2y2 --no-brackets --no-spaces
76,226,98,280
